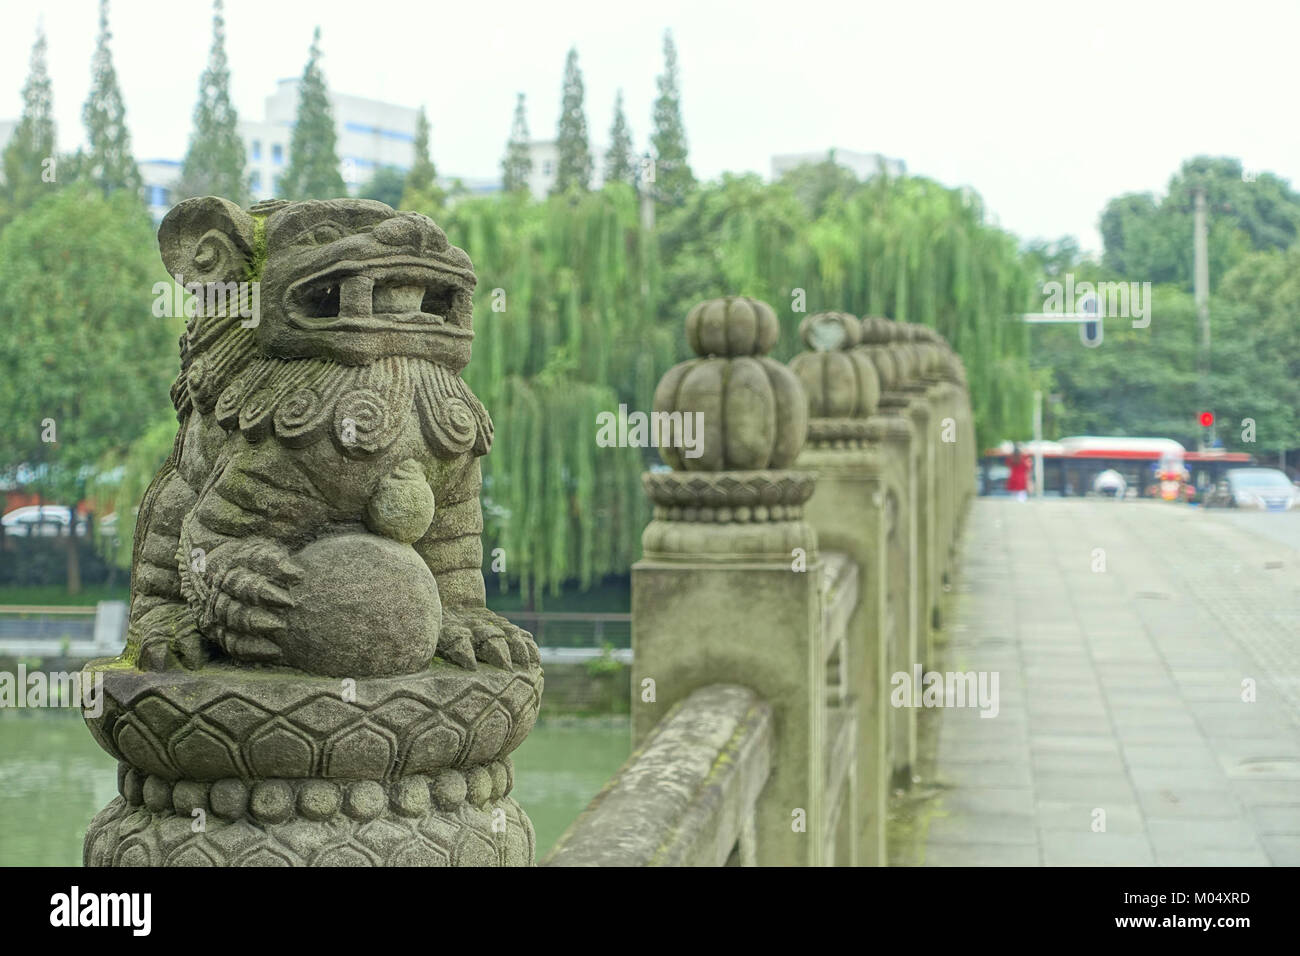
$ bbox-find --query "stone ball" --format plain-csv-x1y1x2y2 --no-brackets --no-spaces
281,533,440,677
298,780,342,821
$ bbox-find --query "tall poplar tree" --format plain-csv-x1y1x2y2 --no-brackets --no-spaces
401,106,445,211
176,0,248,204
79,0,142,198
279,27,345,200
552,48,592,194
406,107,437,193
1,26,57,221
603,90,634,186
650,29,694,206
501,93,533,195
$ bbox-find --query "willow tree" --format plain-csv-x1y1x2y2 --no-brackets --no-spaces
412,185,672,602
405,167,1034,599
659,170,1035,448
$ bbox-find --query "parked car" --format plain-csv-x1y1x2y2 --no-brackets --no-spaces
1,505,89,536
1202,468,1299,511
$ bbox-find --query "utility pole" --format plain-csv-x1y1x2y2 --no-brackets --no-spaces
1194,187,1211,450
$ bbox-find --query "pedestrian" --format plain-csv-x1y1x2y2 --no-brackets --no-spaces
1005,443,1031,502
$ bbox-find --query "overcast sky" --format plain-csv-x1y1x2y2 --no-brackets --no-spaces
3,0,1297,252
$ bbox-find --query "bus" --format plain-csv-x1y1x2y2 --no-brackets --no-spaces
978,437,1254,499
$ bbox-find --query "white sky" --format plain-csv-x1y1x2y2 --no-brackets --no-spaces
2,0,1297,253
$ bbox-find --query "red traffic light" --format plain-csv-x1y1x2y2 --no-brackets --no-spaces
1199,411,1214,428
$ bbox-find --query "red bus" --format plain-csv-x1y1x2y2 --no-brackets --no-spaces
979,437,1254,499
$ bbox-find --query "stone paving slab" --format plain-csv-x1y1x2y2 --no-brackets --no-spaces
922,499,1300,866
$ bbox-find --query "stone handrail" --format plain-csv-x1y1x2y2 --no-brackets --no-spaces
549,304,975,867
543,684,773,866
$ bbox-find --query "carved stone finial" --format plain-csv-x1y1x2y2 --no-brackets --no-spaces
788,312,882,448
653,296,807,472
685,295,780,357
642,297,816,560
83,196,542,867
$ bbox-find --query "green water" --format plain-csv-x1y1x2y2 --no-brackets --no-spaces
0,712,628,866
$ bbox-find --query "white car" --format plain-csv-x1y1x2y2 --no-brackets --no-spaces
1092,468,1128,499
1,505,89,537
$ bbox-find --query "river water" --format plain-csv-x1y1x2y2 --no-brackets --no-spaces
0,712,628,865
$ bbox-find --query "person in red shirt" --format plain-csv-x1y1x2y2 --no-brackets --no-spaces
1005,444,1031,502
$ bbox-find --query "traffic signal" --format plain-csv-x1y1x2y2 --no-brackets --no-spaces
1199,411,1214,428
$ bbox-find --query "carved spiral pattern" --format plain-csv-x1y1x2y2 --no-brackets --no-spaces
333,387,388,455
426,397,476,455
238,387,276,440
273,386,326,445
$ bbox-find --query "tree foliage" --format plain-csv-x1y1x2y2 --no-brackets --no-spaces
279,27,345,201
418,185,672,601
1028,277,1299,453
76,0,141,198
1,26,57,225
553,48,593,194
1100,156,1300,288
401,107,445,214
407,107,437,192
0,186,179,592
175,0,249,205
603,90,635,186
660,171,1036,447
1056,156,1300,454
501,93,533,195
650,29,695,206
358,165,407,208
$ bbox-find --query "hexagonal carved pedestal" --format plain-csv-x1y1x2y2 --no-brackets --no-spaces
83,661,542,866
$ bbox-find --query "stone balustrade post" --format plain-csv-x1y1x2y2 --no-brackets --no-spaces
787,311,888,865
631,296,834,866
858,317,921,786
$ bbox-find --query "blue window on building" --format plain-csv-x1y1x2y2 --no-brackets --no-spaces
272,144,283,164
251,139,262,161
251,171,262,192
148,186,168,207
343,122,415,143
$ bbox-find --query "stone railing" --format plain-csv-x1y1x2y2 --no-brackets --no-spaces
544,685,772,866
79,197,971,869
547,301,975,866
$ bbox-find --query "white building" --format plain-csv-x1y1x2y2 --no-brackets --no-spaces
241,78,419,200
771,148,905,182
125,81,422,220
524,140,607,200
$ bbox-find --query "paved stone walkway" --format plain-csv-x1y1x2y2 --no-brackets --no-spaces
925,498,1300,866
